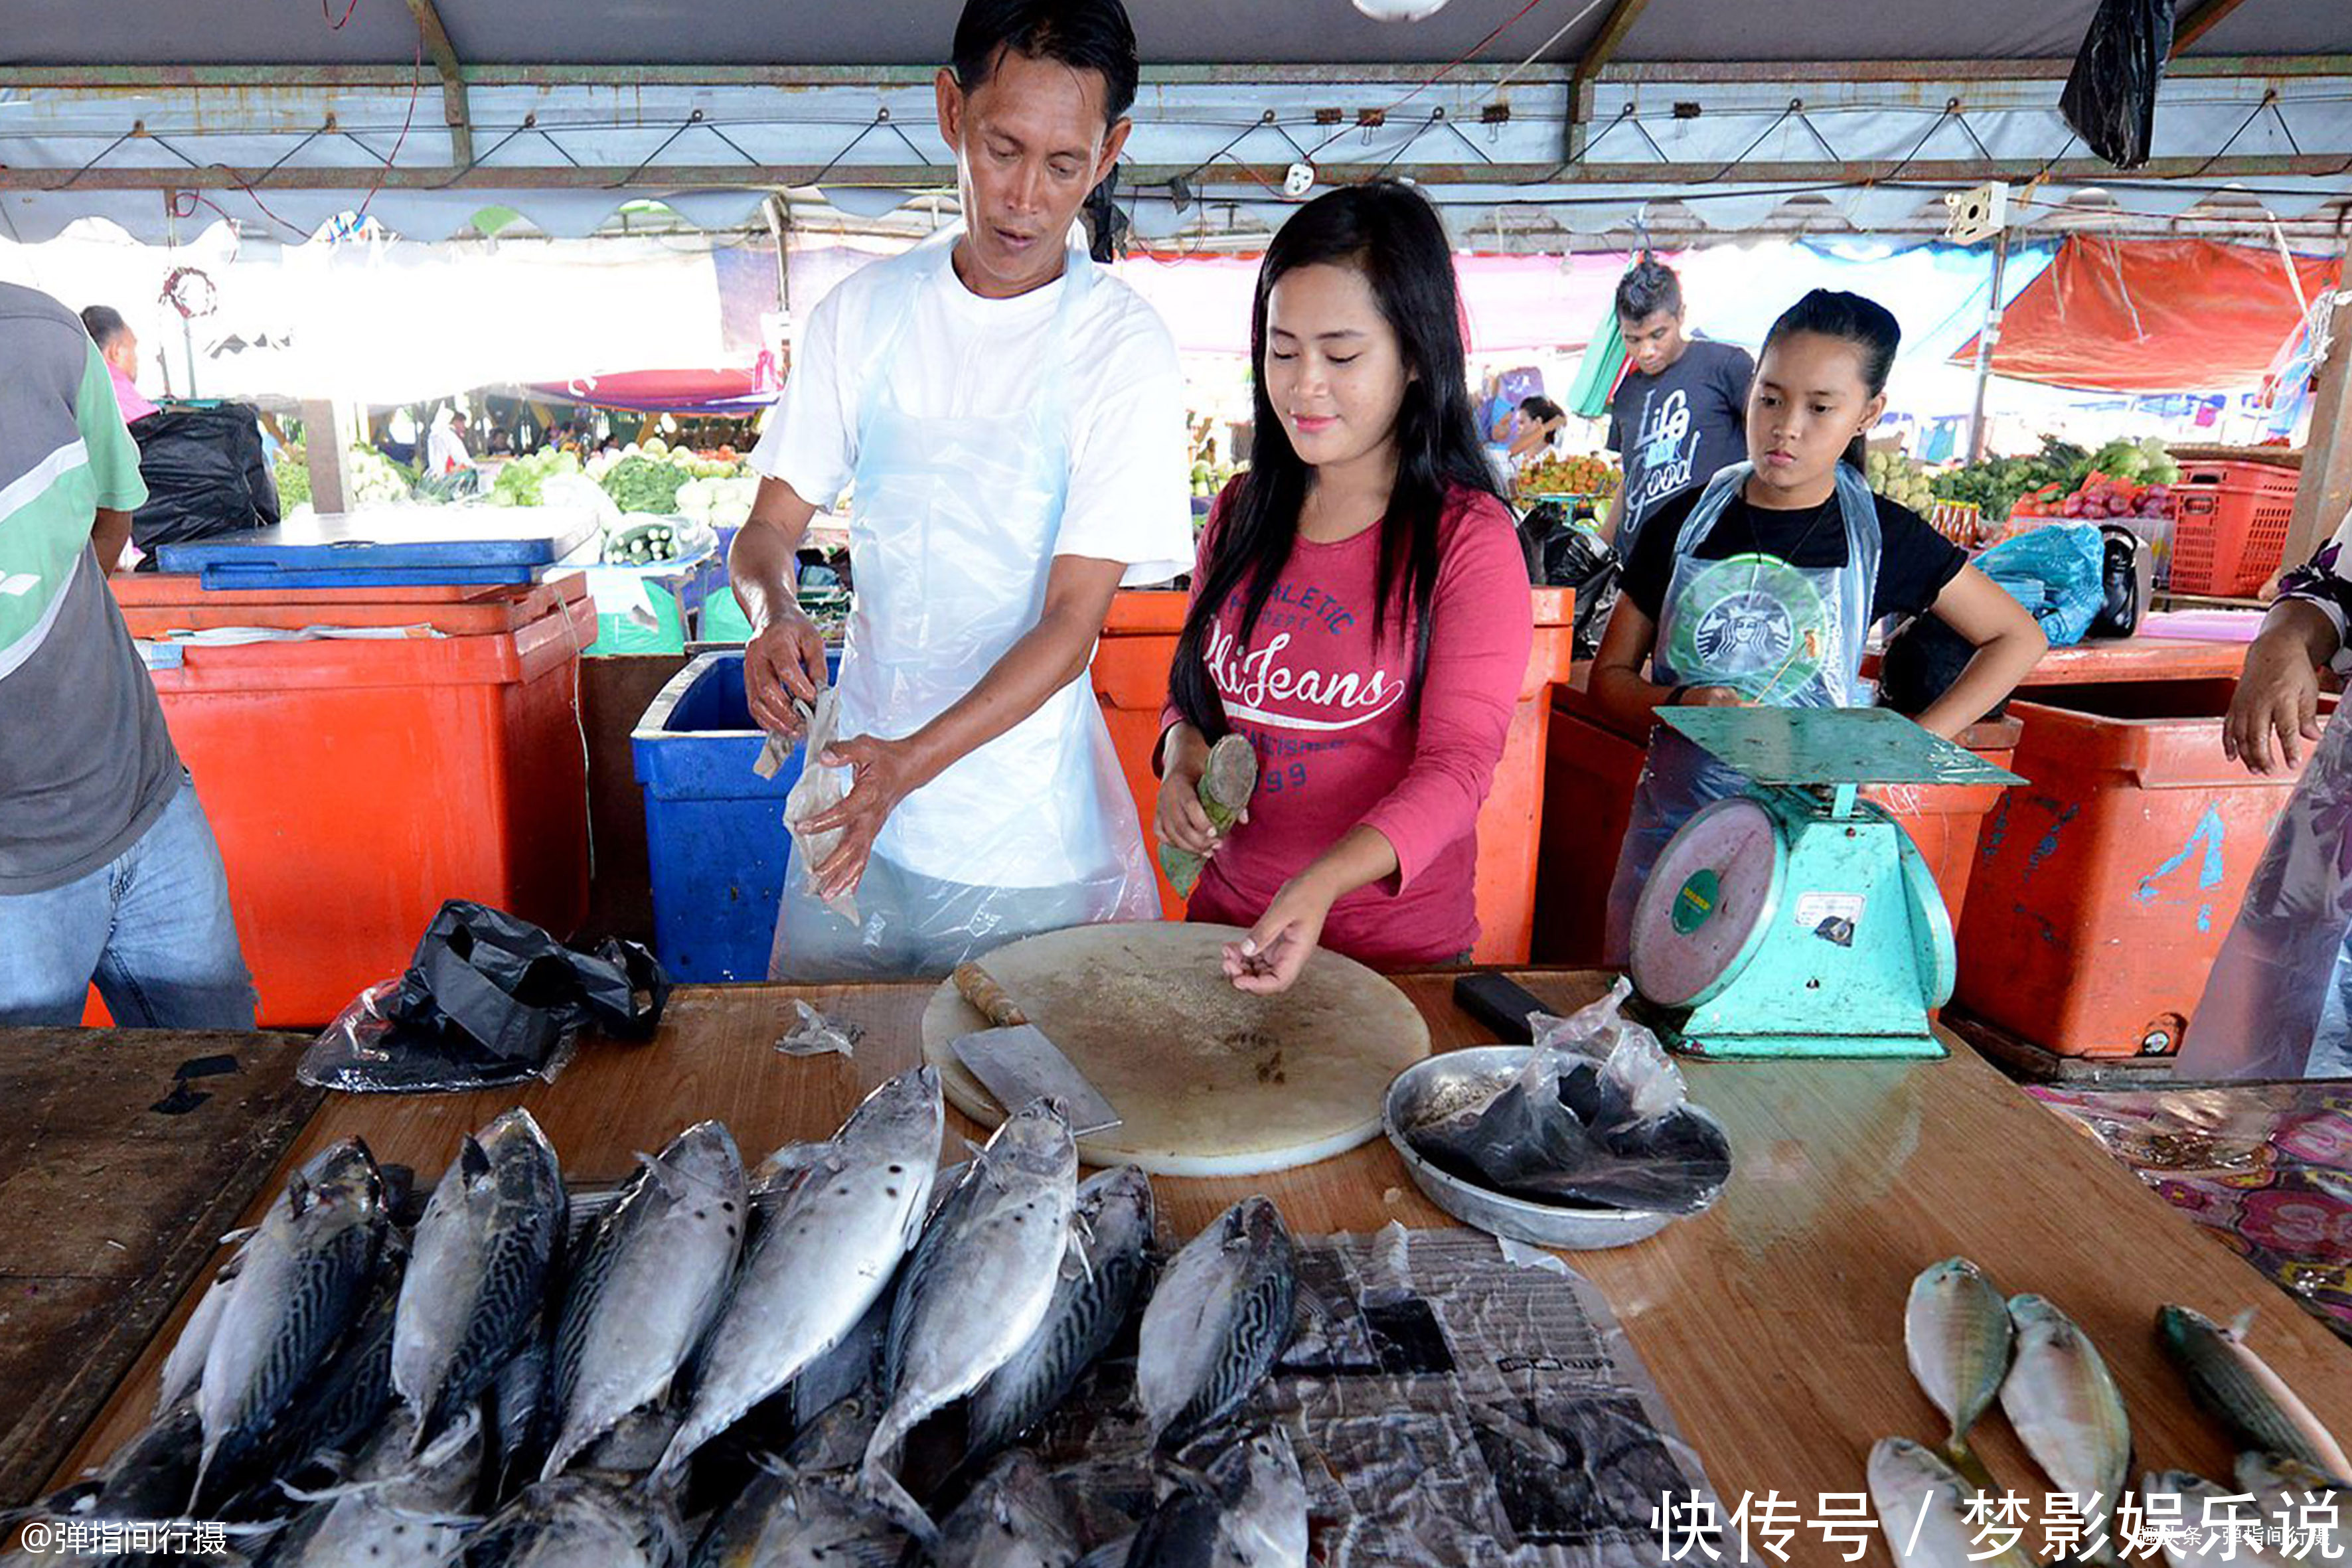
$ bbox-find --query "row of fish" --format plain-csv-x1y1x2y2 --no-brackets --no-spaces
26,1067,1314,1566
1877,1255,2348,1567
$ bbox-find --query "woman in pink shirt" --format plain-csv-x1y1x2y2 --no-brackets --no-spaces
1155,182,1535,994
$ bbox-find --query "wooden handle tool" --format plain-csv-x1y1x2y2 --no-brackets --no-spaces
952,962,1028,1028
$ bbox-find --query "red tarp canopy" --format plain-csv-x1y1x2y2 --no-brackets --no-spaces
1954,236,2339,394
530,360,777,414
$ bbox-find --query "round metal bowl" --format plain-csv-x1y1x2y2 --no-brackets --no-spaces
1381,1047,1726,1251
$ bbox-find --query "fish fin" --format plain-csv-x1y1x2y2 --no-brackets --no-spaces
2226,1306,2258,1341
215,1224,260,1249
858,1462,941,1550
1944,1437,1998,1494
412,1407,481,1472
287,1171,313,1218
751,1140,838,1192
458,1133,492,1184
1064,1219,1097,1285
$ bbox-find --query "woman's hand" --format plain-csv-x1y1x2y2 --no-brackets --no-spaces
1154,724,1233,856
2226,639,2325,775
1223,876,1337,996
1681,685,1748,708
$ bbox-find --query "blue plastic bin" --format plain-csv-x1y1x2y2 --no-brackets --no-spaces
631,649,839,982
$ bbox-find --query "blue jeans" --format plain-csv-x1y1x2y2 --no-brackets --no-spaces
0,774,258,1029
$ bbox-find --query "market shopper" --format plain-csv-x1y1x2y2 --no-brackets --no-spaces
78,305,158,425
2179,508,2352,1079
0,281,257,1029
1154,182,1533,996
1505,395,1568,466
427,409,471,477
732,0,1190,980
1592,289,2045,963
1605,257,1753,546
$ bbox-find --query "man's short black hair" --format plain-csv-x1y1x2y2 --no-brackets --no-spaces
1520,395,1565,422
953,0,1140,126
1614,257,1682,322
80,305,131,349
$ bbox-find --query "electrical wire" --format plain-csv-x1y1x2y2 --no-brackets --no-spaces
356,19,426,220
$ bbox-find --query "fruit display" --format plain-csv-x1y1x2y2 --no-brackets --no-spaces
2013,471,2176,523
1518,453,1619,497
1865,449,1936,512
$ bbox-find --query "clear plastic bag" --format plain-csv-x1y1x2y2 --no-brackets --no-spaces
1413,980,1731,1214
783,686,859,926
299,900,669,1093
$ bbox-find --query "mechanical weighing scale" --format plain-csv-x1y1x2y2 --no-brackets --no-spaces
1626,706,2023,1059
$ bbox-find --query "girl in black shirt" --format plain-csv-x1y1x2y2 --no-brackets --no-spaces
1591,289,2045,962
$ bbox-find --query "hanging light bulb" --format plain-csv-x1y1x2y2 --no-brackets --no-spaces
1352,0,1452,19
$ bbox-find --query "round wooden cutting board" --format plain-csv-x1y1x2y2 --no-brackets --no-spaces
919,921,1432,1178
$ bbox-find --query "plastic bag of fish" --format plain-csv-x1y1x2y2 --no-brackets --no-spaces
1411,979,1731,1213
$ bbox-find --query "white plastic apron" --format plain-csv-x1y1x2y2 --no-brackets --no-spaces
769,225,1156,982
2178,701,2352,1079
1603,462,1882,963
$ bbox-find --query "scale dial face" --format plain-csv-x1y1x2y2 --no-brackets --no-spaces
1631,796,1787,1009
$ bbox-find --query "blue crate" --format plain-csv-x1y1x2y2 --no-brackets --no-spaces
631,649,839,983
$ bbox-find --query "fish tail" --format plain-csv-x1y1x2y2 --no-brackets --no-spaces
1943,1435,1997,1494
858,1460,939,1549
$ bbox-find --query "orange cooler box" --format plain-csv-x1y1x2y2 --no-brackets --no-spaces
1089,587,1574,964
1954,679,2316,1058
125,589,595,1026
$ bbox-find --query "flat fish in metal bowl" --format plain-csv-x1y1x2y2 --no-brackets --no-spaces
1382,1047,1731,1251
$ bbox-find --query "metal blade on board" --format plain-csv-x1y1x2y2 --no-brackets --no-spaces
950,1024,1123,1137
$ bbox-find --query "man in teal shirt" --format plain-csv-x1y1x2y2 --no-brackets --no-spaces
0,282,255,1028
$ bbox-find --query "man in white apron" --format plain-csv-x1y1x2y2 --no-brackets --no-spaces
730,0,1191,980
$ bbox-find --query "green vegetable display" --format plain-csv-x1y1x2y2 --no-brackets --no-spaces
489,447,582,508
273,447,311,509
599,455,690,515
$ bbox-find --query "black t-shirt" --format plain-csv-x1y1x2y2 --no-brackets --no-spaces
1618,481,1966,627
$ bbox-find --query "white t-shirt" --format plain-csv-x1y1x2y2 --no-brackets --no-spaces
749,238,1192,588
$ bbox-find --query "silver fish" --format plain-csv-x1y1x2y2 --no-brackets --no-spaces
576,1398,686,1477
690,1466,908,1568
1200,1427,1310,1568
1136,1198,1296,1449
1903,1258,2011,1478
2232,1451,2343,1559
195,1138,388,1509
783,1392,882,1477
269,1405,484,1568
396,1109,567,1456
159,1256,241,1417
658,1069,943,1482
1867,1437,2034,1568
25,1398,202,1530
543,1121,745,1482
1998,1294,2132,1566
461,1474,684,1567
488,1325,553,1507
969,1165,1156,1461
2140,1470,2280,1566
2156,1304,2351,1474
936,1450,1084,1568
790,1289,892,1435
865,1100,1078,1488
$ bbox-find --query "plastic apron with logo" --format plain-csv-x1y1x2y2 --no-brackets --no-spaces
1602,461,1882,964
769,225,1157,982
2178,702,2352,1079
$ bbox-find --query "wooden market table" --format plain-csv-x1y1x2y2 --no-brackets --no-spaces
35,973,2352,1562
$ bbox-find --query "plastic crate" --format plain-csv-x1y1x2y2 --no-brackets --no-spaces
631,649,840,983
2168,459,2302,596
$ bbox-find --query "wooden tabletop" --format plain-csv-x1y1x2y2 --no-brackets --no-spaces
0,1028,319,1507
48,974,2352,1564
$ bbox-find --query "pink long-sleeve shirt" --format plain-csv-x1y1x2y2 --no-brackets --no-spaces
1163,481,1534,968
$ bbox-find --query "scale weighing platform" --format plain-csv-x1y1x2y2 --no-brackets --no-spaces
1627,706,2022,1060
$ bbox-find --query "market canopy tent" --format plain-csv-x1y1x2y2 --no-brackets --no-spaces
1952,235,2343,393
0,0,2346,249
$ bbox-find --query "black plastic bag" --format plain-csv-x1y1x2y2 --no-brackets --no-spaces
300,900,670,1093
1879,613,2013,721
2087,522,2152,639
127,403,280,561
2061,0,2175,169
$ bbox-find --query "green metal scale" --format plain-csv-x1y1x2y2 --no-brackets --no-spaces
1627,707,2022,1060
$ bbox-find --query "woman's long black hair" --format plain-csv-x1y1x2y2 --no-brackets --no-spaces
1760,287,1901,473
1168,180,1504,741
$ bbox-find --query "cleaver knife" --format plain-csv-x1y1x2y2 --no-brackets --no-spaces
949,962,1123,1137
